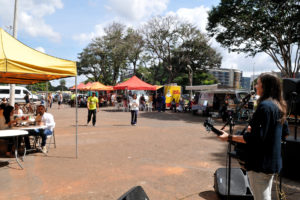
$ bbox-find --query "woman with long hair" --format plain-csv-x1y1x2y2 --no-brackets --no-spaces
218,73,289,200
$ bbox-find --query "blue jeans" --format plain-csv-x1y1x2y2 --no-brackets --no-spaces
131,110,138,124
248,171,274,200
25,129,53,148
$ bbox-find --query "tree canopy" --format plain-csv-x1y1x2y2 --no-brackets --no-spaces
77,16,222,87
207,0,300,77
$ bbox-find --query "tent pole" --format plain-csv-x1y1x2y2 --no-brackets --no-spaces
46,82,48,110
75,76,78,159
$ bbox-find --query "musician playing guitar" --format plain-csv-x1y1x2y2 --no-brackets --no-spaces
217,73,289,200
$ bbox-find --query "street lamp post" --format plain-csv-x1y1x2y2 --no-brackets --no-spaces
9,0,18,106
187,65,193,101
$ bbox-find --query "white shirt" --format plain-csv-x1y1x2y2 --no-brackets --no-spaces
129,98,139,111
40,112,55,131
14,108,23,116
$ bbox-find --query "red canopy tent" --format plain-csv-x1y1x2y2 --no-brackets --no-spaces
70,82,86,90
113,76,156,91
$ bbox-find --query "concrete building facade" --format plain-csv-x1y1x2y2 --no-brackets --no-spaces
208,68,242,89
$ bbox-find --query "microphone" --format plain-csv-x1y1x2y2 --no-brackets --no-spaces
242,91,255,102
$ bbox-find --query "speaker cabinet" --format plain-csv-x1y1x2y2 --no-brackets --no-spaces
282,138,300,180
117,186,150,200
214,168,253,200
282,78,300,115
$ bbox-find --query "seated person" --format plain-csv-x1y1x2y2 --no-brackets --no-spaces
1,97,8,106
2,105,18,157
178,98,185,112
0,104,8,130
25,105,55,154
14,103,23,116
170,98,177,112
4,105,17,128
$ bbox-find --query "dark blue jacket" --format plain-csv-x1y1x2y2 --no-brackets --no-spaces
243,100,289,174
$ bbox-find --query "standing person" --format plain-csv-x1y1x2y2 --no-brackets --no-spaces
70,92,76,107
87,92,99,126
161,94,166,112
152,94,157,111
58,92,63,109
218,73,289,200
129,94,139,126
47,93,53,108
24,93,30,104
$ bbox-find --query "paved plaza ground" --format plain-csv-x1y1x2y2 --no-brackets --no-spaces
0,104,300,200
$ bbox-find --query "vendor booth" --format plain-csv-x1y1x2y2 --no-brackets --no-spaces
0,28,78,159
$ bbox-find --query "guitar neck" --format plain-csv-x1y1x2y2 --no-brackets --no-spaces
210,126,223,136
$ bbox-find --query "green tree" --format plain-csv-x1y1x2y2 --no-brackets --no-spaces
143,16,222,83
59,79,66,91
207,0,300,77
142,16,183,83
78,22,128,85
124,28,144,75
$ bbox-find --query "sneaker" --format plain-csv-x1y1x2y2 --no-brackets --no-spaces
133,124,137,126
41,146,48,154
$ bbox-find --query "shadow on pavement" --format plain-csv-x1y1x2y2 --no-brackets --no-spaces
0,161,9,168
139,111,204,124
112,124,132,127
199,191,220,200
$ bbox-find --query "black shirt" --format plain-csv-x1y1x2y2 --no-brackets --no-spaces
243,100,289,174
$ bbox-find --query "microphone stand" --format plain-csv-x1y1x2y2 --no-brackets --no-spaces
221,95,252,200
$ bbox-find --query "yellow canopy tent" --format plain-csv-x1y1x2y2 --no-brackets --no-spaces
86,82,113,91
0,28,76,84
0,28,78,158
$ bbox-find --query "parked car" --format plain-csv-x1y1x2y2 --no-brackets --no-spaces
0,85,38,103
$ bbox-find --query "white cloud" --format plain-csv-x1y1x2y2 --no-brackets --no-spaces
35,46,46,53
72,24,106,45
0,0,63,41
19,12,61,42
107,0,169,21
167,6,209,33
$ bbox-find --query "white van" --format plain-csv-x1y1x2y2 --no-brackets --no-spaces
0,86,38,103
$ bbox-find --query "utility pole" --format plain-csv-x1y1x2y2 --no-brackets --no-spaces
252,62,255,91
187,65,193,101
9,0,18,106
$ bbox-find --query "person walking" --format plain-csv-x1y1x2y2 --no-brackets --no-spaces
217,73,289,200
58,92,63,109
129,94,139,126
47,93,53,108
87,92,99,126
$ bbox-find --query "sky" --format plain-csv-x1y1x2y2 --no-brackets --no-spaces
0,0,280,87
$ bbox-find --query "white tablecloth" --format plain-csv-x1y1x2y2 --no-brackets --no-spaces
0,130,28,137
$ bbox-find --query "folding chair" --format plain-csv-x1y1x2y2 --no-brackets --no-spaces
47,130,56,149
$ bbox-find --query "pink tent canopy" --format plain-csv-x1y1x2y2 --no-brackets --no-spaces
113,76,156,91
